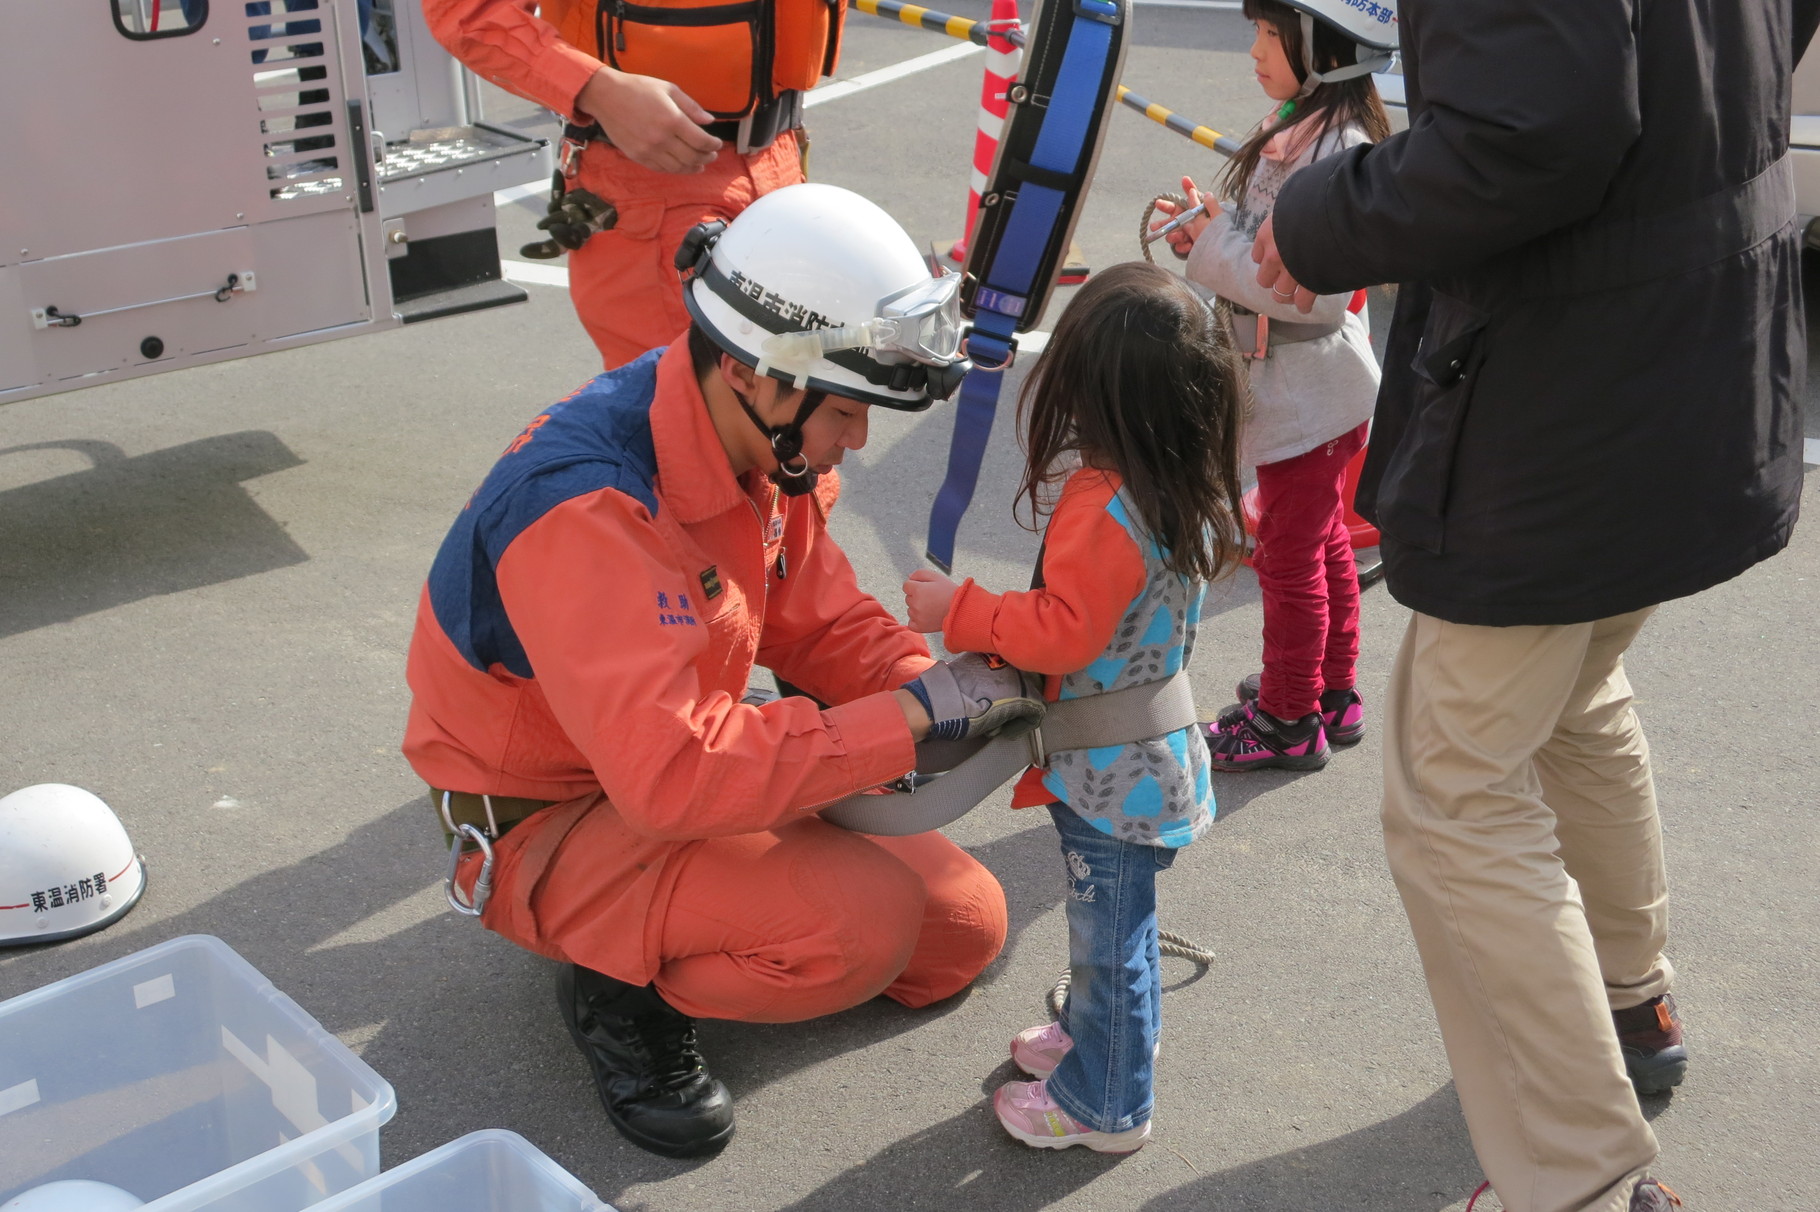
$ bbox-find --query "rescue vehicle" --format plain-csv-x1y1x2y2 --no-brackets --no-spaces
0,0,551,406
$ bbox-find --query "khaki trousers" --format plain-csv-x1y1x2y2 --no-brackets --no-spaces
1381,608,1672,1212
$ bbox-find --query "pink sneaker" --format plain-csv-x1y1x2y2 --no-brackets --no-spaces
1010,1021,1159,1078
1234,672,1367,746
1205,703,1330,771
1010,1021,1073,1078
992,1079,1150,1153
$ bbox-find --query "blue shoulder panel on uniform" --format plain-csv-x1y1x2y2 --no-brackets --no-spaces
425,351,664,677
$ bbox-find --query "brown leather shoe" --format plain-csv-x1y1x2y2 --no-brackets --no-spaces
1613,993,1687,1094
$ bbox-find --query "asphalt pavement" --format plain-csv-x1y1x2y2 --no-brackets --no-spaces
2,4,1818,1209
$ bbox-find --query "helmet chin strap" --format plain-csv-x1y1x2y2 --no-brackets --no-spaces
1296,12,1393,98
735,382,828,497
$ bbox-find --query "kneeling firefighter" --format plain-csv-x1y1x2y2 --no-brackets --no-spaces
404,183,1042,1157
423,0,846,368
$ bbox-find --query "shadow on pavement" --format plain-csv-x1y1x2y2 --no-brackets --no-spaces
0,797,1093,1193
1135,1083,1483,1212
771,1102,1126,1212
753,1082,1480,1212
0,435,307,639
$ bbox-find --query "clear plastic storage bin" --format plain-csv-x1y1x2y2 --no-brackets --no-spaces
296,1131,612,1212
0,935,396,1212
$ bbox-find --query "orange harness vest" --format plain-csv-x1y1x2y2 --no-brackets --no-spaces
548,0,846,119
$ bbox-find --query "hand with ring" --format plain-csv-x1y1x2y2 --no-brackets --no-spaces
1250,215,1318,313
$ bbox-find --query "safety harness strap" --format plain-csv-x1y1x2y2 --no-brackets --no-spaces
1228,305,1345,357
818,669,1199,836
924,0,1127,571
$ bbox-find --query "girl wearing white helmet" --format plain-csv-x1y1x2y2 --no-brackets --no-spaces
1150,0,1393,772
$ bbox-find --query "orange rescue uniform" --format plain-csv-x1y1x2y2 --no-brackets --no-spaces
421,0,810,367
404,342,1006,1020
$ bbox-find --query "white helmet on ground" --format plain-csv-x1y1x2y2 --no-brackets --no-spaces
2,1181,145,1212
1275,0,1398,94
0,785,146,947
677,183,971,413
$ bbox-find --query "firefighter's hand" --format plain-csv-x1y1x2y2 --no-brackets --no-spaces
903,569,960,634
903,654,1045,742
575,67,722,174
1252,215,1317,313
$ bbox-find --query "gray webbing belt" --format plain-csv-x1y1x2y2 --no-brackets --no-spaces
818,670,1200,836
1229,305,1342,358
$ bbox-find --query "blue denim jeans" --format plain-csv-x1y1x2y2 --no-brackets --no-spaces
1045,802,1177,1132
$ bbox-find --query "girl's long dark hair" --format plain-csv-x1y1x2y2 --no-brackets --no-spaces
1016,262,1247,584
1219,0,1391,205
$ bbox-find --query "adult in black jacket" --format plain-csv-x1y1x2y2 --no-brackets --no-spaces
1255,2,1818,1210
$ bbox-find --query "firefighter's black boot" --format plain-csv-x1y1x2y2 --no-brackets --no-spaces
556,962,735,1157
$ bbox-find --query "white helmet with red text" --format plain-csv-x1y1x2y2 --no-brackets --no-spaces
0,784,146,947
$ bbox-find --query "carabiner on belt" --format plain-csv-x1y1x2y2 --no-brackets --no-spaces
440,790,497,917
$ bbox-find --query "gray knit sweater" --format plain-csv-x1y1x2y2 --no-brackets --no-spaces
1184,122,1381,468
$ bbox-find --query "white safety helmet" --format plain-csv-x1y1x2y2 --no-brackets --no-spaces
0,785,146,947
677,183,971,414
2,1181,145,1212
1274,0,1398,95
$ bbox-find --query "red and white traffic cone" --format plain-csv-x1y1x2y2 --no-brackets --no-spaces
946,0,1020,263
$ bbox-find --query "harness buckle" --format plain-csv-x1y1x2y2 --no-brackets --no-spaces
1027,724,1048,768
557,126,595,179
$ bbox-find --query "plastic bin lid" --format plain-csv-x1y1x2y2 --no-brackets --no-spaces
304,1131,614,1212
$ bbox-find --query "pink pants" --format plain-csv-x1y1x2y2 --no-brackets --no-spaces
1251,422,1368,721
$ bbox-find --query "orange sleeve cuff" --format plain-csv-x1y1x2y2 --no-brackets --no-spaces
942,578,1003,654
889,653,939,688
820,691,919,793
534,41,605,121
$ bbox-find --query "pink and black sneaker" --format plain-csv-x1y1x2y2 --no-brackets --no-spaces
1205,703,1330,771
1235,673,1366,745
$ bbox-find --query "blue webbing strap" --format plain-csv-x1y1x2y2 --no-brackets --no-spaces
924,0,1121,570
923,366,1005,573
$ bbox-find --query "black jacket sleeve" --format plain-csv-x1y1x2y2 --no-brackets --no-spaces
1272,0,1644,294
1798,0,1820,63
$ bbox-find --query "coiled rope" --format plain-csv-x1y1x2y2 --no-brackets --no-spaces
1048,928,1217,1019
1138,191,1191,265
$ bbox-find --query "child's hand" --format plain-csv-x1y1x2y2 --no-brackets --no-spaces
903,569,960,634
1149,176,1218,260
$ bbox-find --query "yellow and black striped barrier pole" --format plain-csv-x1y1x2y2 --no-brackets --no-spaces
852,0,1002,47
1115,85,1241,156
851,0,1239,156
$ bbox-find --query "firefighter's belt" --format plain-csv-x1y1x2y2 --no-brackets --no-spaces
818,670,1200,837
431,788,555,843
1229,304,1343,358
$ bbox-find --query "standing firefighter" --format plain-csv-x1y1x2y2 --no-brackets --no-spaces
423,0,844,366
1255,0,1817,1209
404,184,1032,1158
